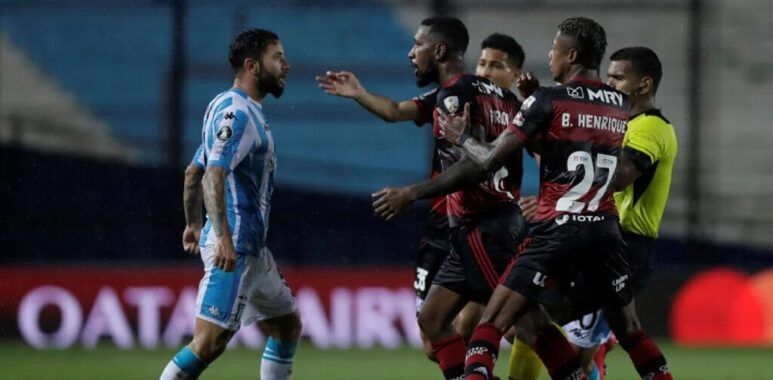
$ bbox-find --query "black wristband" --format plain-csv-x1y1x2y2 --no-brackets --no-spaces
458,131,470,145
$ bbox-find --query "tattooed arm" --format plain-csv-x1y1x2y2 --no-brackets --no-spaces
182,164,204,254
202,166,236,272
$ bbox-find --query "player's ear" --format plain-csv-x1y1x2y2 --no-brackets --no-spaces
567,48,579,65
433,42,447,61
244,57,260,77
639,76,654,96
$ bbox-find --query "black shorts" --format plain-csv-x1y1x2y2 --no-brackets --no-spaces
433,203,525,305
559,231,655,318
501,217,633,314
414,210,451,306
622,231,655,293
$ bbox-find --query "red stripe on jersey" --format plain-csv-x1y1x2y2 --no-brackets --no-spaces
467,229,498,289
499,237,533,284
429,170,449,215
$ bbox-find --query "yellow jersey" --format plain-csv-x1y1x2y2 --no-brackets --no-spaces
614,109,678,238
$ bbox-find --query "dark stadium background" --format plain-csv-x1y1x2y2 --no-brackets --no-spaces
1,0,772,378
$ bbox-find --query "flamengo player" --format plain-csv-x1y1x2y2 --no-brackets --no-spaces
439,17,673,380
371,18,525,380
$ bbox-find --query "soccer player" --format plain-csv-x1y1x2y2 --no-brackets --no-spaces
160,29,301,380
314,17,482,359
560,46,678,379
474,33,546,380
371,18,526,380
476,33,524,92
436,17,673,380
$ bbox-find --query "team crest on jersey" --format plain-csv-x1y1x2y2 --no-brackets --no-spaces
443,96,459,113
566,86,585,99
217,125,233,141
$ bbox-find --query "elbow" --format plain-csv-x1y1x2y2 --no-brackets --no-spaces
185,165,203,182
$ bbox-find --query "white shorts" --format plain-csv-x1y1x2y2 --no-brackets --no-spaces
195,246,298,331
562,310,612,348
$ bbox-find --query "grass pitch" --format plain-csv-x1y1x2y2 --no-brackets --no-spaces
2,341,772,379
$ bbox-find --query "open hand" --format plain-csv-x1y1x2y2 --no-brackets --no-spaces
315,70,364,98
437,102,471,145
516,71,539,99
372,186,415,221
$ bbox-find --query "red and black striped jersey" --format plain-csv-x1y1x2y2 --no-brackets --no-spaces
412,88,447,215
507,77,630,222
433,74,523,225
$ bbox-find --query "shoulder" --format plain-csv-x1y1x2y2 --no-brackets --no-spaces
631,109,674,136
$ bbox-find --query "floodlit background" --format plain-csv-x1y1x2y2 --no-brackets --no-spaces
1,0,772,378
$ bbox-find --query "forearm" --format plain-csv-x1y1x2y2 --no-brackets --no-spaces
202,167,231,238
461,138,502,172
183,166,204,227
408,157,485,200
355,91,407,122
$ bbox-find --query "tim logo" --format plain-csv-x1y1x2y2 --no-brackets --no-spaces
223,112,235,120
566,86,585,99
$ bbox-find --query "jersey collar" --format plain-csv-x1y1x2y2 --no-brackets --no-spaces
442,73,465,88
566,75,603,87
230,87,263,108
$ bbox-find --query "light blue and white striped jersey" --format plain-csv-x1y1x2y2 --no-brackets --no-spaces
191,143,206,169
199,88,276,256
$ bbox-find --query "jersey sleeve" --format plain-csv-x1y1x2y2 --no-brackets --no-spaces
412,88,439,126
206,107,256,172
190,143,206,169
507,88,552,142
624,117,665,164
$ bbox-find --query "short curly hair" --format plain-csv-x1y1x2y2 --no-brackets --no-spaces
558,17,607,70
228,28,279,72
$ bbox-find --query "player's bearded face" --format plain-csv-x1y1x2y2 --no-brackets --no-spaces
257,42,289,98
258,62,284,98
416,59,439,87
409,27,438,87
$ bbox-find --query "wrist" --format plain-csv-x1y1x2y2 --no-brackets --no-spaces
458,131,471,146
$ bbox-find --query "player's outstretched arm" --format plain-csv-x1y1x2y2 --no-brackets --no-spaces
371,156,485,221
182,164,204,255
438,103,524,172
202,166,236,272
316,70,420,123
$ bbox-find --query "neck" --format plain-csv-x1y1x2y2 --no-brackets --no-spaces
438,59,466,86
631,97,656,116
233,75,265,103
564,65,599,83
